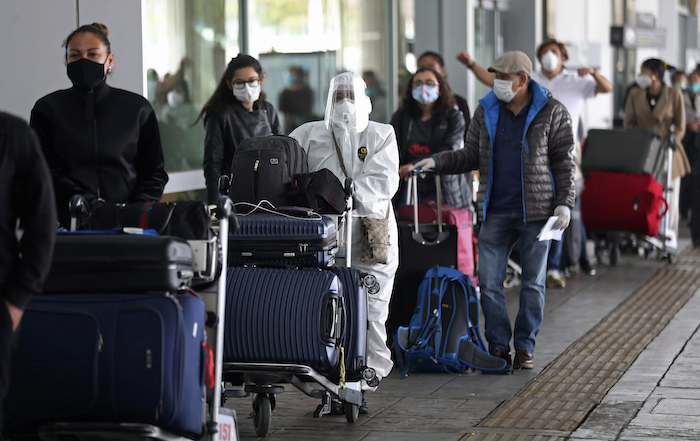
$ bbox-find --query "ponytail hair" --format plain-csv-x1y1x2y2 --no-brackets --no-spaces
63,22,111,59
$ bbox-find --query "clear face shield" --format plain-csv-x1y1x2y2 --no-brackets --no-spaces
324,72,372,133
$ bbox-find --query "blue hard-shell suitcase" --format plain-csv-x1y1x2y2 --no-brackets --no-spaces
228,213,337,267
329,267,368,382
224,266,344,374
3,293,207,437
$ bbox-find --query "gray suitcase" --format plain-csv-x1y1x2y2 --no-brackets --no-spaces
582,129,666,180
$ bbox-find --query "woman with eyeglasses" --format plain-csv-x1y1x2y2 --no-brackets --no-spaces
199,54,282,203
390,67,468,209
30,23,168,227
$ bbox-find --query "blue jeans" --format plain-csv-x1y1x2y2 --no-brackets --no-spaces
478,213,551,353
548,236,563,271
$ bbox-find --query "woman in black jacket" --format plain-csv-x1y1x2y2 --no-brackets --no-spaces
391,67,470,209
199,54,283,203
31,23,168,227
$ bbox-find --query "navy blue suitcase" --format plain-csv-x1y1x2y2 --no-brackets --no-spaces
4,293,207,437
329,267,368,382
228,213,337,267
224,267,344,374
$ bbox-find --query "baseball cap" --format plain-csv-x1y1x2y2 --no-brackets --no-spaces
487,51,533,77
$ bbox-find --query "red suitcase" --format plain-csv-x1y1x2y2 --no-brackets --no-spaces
398,200,477,283
581,171,667,237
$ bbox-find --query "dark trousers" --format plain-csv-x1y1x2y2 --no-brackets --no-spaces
0,301,14,434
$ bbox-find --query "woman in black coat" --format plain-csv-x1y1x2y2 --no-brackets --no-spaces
391,67,470,209
31,23,168,227
199,54,283,203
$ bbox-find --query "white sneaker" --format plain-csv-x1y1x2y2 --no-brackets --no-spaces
546,270,566,288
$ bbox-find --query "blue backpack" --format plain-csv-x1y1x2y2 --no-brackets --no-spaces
394,266,506,378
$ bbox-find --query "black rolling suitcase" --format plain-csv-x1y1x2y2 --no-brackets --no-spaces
224,266,344,375
387,171,458,339
582,129,666,180
228,212,337,267
42,233,194,293
4,292,208,437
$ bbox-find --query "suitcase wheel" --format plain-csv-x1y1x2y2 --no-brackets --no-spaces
345,403,359,423
252,393,273,436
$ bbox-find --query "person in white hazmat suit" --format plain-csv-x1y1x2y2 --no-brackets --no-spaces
290,72,399,408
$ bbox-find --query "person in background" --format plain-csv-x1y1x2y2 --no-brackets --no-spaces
278,66,314,134
199,54,283,204
624,59,691,250
401,52,576,371
458,39,611,286
418,50,471,133
680,71,700,228
31,23,168,227
391,67,471,210
672,70,688,91
290,72,399,412
157,77,205,171
362,70,388,123
0,112,56,433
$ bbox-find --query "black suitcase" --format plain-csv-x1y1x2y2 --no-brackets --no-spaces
227,135,309,209
387,173,458,339
329,267,368,382
4,293,207,437
224,267,344,375
43,233,194,293
582,129,666,179
228,212,337,267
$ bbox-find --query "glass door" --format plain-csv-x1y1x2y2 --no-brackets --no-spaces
473,0,508,103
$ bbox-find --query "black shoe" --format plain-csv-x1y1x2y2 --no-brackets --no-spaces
489,347,512,367
579,257,596,276
359,391,368,414
513,349,534,369
329,398,345,415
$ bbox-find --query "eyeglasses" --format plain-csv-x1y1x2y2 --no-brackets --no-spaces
412,80,439,88
231,78,260,90
501,129,522,149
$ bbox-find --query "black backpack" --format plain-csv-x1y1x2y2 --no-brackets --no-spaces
227,135,308,209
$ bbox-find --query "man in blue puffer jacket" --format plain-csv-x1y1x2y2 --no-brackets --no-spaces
400,51,576,371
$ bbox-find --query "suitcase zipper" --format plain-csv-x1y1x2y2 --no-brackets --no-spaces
253,152,261,201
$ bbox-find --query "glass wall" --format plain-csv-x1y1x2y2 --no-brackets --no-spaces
143,0,396,198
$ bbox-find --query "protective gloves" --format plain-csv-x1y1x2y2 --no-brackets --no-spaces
552,205,571,230
413,157,436,172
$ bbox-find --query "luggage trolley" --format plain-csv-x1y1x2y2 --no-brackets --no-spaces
581,131,677,265
4,197,239,441
220,178,379,436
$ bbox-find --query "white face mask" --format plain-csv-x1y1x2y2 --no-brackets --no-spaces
332,99,356,127
493,78,519,103
541,50,560,73
167,90,185,107
635,74,653,89
233,82,262,103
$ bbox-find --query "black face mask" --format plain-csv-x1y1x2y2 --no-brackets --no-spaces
67,58,106,91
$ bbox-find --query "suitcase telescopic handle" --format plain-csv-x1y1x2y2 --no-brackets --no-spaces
408,170,449,246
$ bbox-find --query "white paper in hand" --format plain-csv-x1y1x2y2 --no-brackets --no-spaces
537,216,564,241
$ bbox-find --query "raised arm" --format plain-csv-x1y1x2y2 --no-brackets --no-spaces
456,51,495,88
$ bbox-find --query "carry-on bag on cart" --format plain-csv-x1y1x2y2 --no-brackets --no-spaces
581,170,668,237
220,134,309,209
224,266,344,375
582,129,666,180
394,266,506,377
42,233,195,293
3,292,208,437
228,211,338,267
387,171,458,338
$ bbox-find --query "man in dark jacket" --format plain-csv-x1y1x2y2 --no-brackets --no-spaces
402,52,576,370
0,112,56,432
